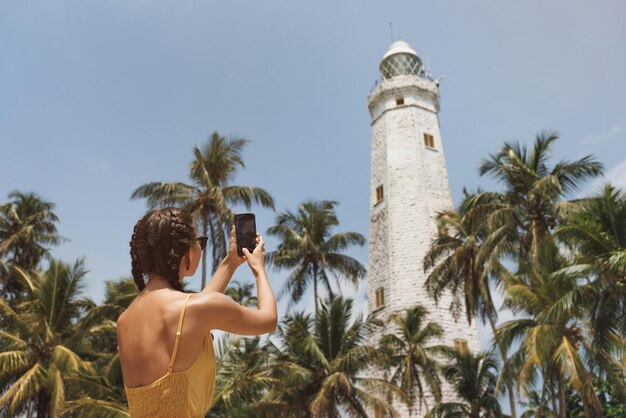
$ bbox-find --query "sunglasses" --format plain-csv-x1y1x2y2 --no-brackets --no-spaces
193,236,208,251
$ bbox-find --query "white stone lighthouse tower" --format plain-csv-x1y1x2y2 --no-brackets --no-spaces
366,40,481,417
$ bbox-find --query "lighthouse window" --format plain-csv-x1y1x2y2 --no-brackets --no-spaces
454,338,468,353
375,287,385,308
376,185,384,204
423,133,435,149
395,96,404,106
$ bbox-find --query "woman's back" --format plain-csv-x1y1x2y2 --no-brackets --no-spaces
117,291,216,417
120,208,276,416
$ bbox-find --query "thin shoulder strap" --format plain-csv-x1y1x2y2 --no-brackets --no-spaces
167,293,193,373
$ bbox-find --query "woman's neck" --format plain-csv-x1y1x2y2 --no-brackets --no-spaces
142,273,180,292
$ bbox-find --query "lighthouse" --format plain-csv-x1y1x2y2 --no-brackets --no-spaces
366,40,482,416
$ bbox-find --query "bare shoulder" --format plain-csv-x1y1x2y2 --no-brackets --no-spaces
188,290,225,316
116,307,128,327
187,291,239,329
116,296,140,325
116,309,128,346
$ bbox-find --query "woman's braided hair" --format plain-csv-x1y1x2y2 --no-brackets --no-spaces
130,207,197,292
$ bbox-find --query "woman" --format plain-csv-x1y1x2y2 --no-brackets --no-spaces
116,207,277,417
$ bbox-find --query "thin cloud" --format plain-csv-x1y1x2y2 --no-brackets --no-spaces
580,157,626,198
580,124,624,146
601,158,626,190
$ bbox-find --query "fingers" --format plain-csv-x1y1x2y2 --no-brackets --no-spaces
254,234,265,254
229,225,236,244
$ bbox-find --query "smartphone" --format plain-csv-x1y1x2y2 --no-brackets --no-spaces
234,213,257,257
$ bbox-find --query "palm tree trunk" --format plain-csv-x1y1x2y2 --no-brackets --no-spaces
217,216,227,263
581,396,593,418
487,310,517,418
201,216,208,288
549,378,558,416
37,389,50,417
209,212,228,276
313,264,319,316
470,403,480,418
557,373,566,418
579,377,603,418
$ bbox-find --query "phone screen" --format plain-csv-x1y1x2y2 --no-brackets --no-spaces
235,214,256,257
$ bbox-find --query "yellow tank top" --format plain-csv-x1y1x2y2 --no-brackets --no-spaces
120,293,216,418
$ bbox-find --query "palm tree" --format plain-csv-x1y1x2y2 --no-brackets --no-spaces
211,335,289,417
565,377,626,418
263,311,317,418
464,133,602,416
0,191,66,301
374,305,445,415
63,275,190,417
265,200,366,315
101,276,139,311
424,191,518,417
426,348,505,418
476,131,602,268
519,389,552,418
225,279,258,307
0,259,129,417
495,242,603,418
131,131,275,288
269,296,406,417
554,183,626,401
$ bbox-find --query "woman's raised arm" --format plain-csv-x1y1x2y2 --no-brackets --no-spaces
196,232,277,335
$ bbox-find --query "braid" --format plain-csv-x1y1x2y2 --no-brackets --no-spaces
163,209,187,292
130,220,147,291
129,207,197,292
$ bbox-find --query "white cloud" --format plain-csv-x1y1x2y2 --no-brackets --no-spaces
582,157,626,197
602,158,626,190
580,124,624,146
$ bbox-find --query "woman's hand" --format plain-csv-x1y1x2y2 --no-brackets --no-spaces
224,224,261,270
242,233,265,276
224,225,245,269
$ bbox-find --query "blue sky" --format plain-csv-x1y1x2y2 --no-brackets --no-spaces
1,0,625,398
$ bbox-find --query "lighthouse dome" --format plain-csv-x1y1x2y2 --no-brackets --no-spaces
379,40,422,79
